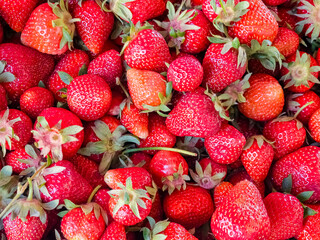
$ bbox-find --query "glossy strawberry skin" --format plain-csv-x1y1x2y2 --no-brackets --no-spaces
0,43,54,102
211,180,271,240
124,29,171,73
213,181,234,208
271,146,320,203
238,74,284,121
298,204,320,240
309,108,320,143
48,49,90,102
205,124,246,164
277,7,298,30
67,74,112,121
5,148,34,174
272,27,299,58
20,87,54,120
73,1,114,54
264,192,304,240
161,222,198,240
163,185,214,229
100,221,126,240
87,49,123,88
93,188,114,223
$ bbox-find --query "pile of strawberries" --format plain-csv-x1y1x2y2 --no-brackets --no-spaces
0,0,320,239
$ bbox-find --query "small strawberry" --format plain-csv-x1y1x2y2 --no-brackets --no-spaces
73,0,114,54
100,221,126,240
240,135,274,182
32,107,84,161
238,73,284,121
277,7,298,30
213,181,234,208
87,49,123,88
21,0,79,54
93,188,114,223
20,87,55,120
211,180,271,239
309,108,320,143
298,204,320,240
67,74,112,121
272,27,299,58
205,123,246,164
163,185,214,229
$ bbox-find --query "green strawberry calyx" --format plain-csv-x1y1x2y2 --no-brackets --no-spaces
32,116,83,162
49,0,80,50
0,166,19,211
176,136,202,155
205,87,231,121
280,51,320,89
0,60,15,83
154,0,200,53
162,163,190,195
243,135,273,150
18,144,44,176
78,121,140,174
0,108,21,157
109,177,151,219
142,217,170,240
98,0,134,22
190,161,226,189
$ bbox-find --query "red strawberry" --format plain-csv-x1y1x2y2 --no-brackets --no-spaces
67,74,112,121
272,27,300,58
277,7,298,30
108,89,125,116
48,49,90,102
166,88,222,138
211,180,271,239
167,56,203,92
287,90,320,124
264,192,304,240
104,167,152,190
271,146,320,203
130,152,152,171
0,0,39,32
234,116,260,140
280,51,320,93
139,113,176,155
93,188,114,223
238,74,284,121
0,85,7,111
100,221,126,240
21,0,78,55
163,185,214,229
240,135,274,182
20,87,54,120
263,114,306,160
0,43,54,102
124,28,171,73
213,181,234,208
73,0,114,54
205,123,246,164
87,49,123,88
309,108,320,143
262,0,287,5
149,151,190,194
0,109,32,156
32,107,84,161
298,204,320,240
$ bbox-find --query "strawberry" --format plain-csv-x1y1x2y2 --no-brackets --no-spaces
205,123,246,164
190,158,227,189
280,51,320,93
37,160,92,204
240,135,274,182
73,0,114,54
272,27,300,58
93,188,114,223
0,109,32,156
287,90,320,124
108,177,153,226
123,27,171,73
211,180,271,239
0,0,40,32
238,73,284,121
202,0,241,23
68,154,105,188
108,89,126,116
263,113,306,159
48,49,90,102
87,49,123,88
0,43,54,103
213,181,234,208
104,167,152,190
20,87,55,120
139,113,176,155
271,146,320,203
298,204,320,240
234,116,260,139
100,221,126,240
163,185,214,229
21,0,78,55
130,152,152,171
167,56,203,92
166,88,222,138
309,108,320,143
67,74,112,121
149,150,190,194
0,85,7,111
32,107,84,161
277,7,298,30
262,0,287,5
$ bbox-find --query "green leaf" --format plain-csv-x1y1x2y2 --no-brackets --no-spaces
60,125,83,135
296,191,314,202
58,71,73,85
304,206,318,218
0,72,15,82
282,174,292,193
78,64,87,76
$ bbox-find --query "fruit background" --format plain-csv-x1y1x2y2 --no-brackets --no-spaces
0,0,320,239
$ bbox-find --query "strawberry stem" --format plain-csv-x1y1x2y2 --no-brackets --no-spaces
293,101,314,119
27,177,33,201
87,185,102,203
122,147,197,156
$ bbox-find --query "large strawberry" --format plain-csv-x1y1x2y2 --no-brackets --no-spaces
100,221,126,240
213,181,234,208
73,0,114,54
32,107,84,161
21,0,78,54
0,43,54,102
166,88,222,137
211,180,271,239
